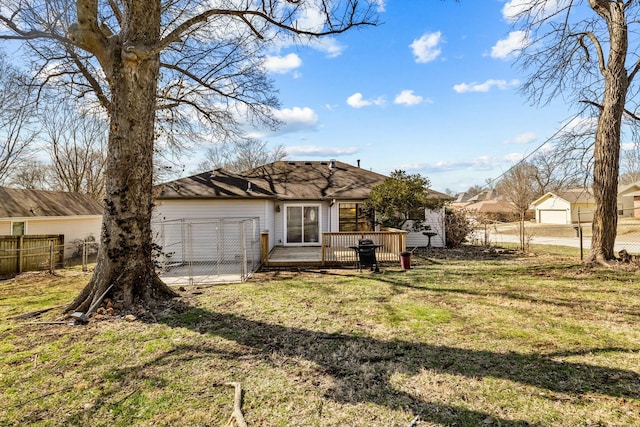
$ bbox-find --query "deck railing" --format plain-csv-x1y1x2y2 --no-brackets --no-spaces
321,230,406,264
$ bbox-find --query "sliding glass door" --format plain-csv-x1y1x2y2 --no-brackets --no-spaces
286,205,320,244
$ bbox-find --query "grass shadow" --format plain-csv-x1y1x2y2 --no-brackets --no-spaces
156,302,639,425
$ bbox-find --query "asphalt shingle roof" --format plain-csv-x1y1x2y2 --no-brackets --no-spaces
0,187,103,218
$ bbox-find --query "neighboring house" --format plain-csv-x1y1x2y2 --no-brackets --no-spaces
464,199,519,221
532,184,640,224
0,187,103,257
617,181,640,218
154,160,451,253
532,188,596,224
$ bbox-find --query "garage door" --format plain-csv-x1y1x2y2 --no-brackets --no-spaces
539,210,567,224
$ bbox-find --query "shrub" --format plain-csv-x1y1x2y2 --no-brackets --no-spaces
445,208,473,248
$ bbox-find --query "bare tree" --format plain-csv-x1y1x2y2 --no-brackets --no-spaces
9,160,50,190
41,102,107,200
495,162,540,251
197,138,286,173
0,1,377,313
620,142,640,185
529,150,586,194
512,0,640,263
0,52,37,185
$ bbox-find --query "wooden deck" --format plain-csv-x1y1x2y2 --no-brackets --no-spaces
264,245,397,267
260,230,406,268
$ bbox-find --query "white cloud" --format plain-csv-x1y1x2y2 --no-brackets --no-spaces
286,145,360,157
504,132,537,144
346,92,385,108
394,90,427,106
397,152,532,175
308,37,345,58
502,0,561,22
559,116,598,136
410,31,442,63
453,79,519,93
491,31,528,60
373,0,386,12
248,106,319,138
263,53,302,74
504,152,526,163
272,106,319,132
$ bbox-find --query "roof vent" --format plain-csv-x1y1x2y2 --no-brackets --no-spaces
329,159,337,169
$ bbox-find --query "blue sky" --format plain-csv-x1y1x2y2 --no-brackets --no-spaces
248,0,573,193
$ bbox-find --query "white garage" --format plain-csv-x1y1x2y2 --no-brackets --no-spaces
532,189,595,224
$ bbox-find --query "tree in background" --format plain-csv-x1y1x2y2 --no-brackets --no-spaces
620,141,640,185
512,0,640,263
9,160,50,190
0,1,377,313
496,162,541,251
0,52,37,185
364,170,444,231
41,102,107,200
197,138,286,173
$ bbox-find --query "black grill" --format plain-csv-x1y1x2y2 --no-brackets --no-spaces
353,238,379,272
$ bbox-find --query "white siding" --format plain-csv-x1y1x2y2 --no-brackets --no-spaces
0,221,10,235
570,203,594,223
23,217,101,243
154,199,270,222
619,196,634,218
405,208,446,248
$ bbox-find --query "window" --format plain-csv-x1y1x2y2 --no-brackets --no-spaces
12,222,25,236
339,203,372,232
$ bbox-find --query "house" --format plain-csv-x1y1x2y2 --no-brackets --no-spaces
531,188,596,224
0,187,103,257
532,184,640,224
451,189,523,221
154,160,452,257
617,181,640,218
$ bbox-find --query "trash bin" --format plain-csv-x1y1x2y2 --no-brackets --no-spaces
400,251,411,270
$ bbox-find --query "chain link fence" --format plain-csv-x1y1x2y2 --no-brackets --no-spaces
153,217,261,285
473,215,640,258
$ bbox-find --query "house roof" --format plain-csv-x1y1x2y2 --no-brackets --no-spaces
158,160,387,200
158,160,453,202
618,181,640,197
0,187,103,219
531,188,595,206
464,199,515,214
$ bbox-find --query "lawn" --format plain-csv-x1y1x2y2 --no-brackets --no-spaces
1,246,639,426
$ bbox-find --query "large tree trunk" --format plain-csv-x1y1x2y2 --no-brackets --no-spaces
67,1,176,314
588,1,628,264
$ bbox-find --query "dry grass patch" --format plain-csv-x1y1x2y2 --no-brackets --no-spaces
1,247,640,426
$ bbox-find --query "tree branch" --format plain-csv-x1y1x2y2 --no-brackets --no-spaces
574,31,606,75
67,0,115,74
580,99,640,121
144,6,375,61
628,58,640,84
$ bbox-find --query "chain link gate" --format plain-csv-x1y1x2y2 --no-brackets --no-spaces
153,217,261,285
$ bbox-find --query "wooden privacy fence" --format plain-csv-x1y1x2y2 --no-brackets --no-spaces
0,235,64,277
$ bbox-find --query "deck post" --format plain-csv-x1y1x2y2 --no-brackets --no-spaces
260,231,269,266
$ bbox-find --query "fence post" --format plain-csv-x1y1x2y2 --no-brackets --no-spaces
82,240,88,272
260,231,269,266
49,243,54,273
17,235,23,274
